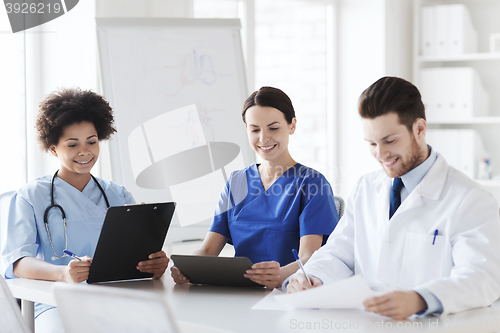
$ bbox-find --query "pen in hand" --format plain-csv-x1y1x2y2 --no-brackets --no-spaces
292,249,312,285
63,250,82,261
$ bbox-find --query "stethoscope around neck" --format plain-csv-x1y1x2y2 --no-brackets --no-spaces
44,169,110,260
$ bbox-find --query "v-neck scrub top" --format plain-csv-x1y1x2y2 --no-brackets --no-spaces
210,163,339,266
1,175,135,317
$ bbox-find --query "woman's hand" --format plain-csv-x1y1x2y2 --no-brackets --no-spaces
244,261,281,289
137,251,169,279
170,266,190,284
62,256,92,283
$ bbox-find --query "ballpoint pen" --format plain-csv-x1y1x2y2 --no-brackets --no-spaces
63,250,82,261
292,249,312,285
432,229,438,245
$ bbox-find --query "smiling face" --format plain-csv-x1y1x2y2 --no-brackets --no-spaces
363,112,428,178
245,105,296,165
50,121,99,182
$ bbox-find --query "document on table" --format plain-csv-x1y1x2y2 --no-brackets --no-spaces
272,275,373,310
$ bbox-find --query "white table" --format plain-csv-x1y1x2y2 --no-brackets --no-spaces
7,277,500,333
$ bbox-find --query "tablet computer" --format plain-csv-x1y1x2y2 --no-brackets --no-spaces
87,202,175,284
171,255,263,288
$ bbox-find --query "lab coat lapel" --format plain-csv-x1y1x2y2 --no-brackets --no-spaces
390,191,423,221
393,154,449,220
415,154,448,201
387,155,449,222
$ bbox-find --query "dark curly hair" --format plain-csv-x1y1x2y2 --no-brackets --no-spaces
36,87,116,152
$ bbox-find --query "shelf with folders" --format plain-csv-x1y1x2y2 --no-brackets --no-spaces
426,117,500,125
414,0,500,203
418,52,500,62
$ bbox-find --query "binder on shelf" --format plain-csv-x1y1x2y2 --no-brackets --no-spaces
421,6,436,56
435,5,449,56
420,68,439,116
426,129,488,179
420,4,477,56
448,4,477,55
420,67,489,119
452,67,489,118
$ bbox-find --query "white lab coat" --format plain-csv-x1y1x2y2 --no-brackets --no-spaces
304,154,500,315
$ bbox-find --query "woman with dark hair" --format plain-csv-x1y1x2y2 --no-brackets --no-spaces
171,87,339,288
1,87,169,332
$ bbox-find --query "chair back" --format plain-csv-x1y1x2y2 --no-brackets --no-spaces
334,196,345,219
54,283,179,333
0,276,32,333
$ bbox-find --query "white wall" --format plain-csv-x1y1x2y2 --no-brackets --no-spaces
385,0,413,79
24,0,99,181
336,0,386,198
335,0,413,199
96,0,192,17
252,0,332,176
0,12,26,193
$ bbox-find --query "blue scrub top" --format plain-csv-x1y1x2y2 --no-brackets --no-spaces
210,163,339,266
1,174,135,317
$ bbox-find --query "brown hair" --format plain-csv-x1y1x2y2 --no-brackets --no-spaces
358,76,425,131
242,86,295,124
36,87,116,152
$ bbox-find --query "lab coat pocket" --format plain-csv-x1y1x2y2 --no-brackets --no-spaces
400,232,453,288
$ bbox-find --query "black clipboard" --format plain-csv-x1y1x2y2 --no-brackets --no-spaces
171,255,263,288
87,202,175,284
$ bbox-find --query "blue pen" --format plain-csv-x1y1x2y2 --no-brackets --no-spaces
63,250,82,261
292,249,312,285
432,230,438,245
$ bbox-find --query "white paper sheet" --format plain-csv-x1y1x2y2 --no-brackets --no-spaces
274,275,374,309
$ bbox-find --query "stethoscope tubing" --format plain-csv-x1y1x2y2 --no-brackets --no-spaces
44,170,110,260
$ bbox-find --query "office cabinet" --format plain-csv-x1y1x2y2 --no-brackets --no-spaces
413,0,500,202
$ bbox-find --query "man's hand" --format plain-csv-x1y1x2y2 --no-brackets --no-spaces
286,273,323,293
363,290,427,319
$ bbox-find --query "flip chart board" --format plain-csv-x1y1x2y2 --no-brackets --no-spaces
97,18,254,237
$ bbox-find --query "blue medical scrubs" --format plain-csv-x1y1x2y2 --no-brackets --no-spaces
1,175,135,317
210,163,339,266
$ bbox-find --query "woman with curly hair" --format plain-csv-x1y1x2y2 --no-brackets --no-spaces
1,88,169,332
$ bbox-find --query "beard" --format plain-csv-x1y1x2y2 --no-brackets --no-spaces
382,137,427,178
